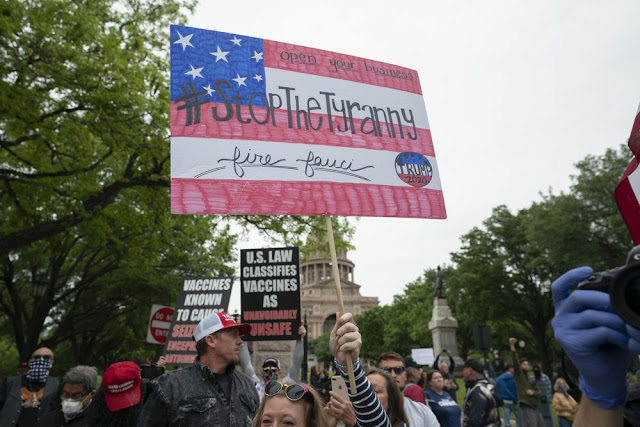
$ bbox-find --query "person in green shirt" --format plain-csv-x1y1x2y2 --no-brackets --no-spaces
509,338,545,427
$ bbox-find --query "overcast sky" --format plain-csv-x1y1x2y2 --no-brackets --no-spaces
186,1,640,308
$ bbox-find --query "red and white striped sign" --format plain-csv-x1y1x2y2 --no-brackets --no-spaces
615,102,640,244
170,26,446,219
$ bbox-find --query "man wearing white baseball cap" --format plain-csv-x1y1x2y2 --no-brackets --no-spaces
138,312,259,426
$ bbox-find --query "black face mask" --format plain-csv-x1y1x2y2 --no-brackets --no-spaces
26,358,52,382
263,367,278,381
533,367,541,380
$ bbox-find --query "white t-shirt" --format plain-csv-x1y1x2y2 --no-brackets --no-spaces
404,396,440,427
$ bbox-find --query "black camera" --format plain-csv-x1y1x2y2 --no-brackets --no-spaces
140,364,165,380
577,245,640,330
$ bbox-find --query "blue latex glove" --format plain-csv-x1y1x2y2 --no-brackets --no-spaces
551,266,631,409
629,323,640,354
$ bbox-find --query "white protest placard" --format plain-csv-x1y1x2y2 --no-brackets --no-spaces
411,347,434,366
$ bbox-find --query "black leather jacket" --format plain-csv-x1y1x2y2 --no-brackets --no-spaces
137,360,258,427
0,375,60,426
462,377,500,427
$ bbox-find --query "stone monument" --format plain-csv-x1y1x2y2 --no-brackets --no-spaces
428,267,463,372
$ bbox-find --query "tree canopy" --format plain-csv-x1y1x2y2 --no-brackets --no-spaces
356,145,634,374
0,0,354,376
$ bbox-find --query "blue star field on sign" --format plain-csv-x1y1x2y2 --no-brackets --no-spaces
170,25,267,108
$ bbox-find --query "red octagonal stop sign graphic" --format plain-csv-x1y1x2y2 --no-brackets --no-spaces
148,306,174,344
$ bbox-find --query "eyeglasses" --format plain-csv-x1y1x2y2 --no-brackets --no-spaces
382,366,405,375
31,354,53,361
263,366,279,372
61,391,88,400
264,381,310,401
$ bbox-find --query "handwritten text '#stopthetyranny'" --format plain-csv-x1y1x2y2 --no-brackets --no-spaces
176,80,419,141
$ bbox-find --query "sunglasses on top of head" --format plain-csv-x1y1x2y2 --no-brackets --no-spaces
382,366,405,375
264,381,310,401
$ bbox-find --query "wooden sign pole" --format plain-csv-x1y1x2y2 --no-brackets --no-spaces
325,214,357,393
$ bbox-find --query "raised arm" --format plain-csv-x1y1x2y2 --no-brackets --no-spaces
509,338,541,401
448,350,455,371
432,353,441,370
330,312,391,427
238,342,257,382
287,325,306,381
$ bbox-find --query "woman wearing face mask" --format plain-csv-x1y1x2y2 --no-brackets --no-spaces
37,365,98,426
552,378,578,427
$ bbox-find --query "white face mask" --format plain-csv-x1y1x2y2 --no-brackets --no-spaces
61,399,84,417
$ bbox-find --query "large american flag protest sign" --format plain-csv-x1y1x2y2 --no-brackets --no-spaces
170,25,446,218
615,102,640,244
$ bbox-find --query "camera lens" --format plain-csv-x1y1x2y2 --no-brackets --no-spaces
625,278,640,316
611,265,640,330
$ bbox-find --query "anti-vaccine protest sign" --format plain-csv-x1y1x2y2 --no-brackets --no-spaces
240,247,300,341
170,25,446,219
163,277,233,365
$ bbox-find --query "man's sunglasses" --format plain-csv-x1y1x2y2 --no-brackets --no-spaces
382,366,405,375
264,381,310,401
31,354,53,361
263,366,279,372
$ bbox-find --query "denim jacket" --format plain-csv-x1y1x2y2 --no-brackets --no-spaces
137,360,258,427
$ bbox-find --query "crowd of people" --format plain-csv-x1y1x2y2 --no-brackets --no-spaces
0,348,159,426
1,264,639,426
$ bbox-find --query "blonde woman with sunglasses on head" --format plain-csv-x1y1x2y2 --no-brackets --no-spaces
253,312,394,427
253,380,329,427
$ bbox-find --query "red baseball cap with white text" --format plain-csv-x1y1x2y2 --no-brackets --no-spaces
102,361,141,412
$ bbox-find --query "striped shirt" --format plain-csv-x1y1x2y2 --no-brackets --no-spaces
340,363,392,427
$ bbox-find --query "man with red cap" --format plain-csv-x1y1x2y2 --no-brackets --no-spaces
138,312,259,426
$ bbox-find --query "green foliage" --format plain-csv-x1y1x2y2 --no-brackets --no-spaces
355,269,440,357
312,331,333,363
236,215,356,259
356,145,633,373
447,144,632,373
381,270,437,353
0,0,355,379
356,306,390,358
0,336,19,382
0,0,202,369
